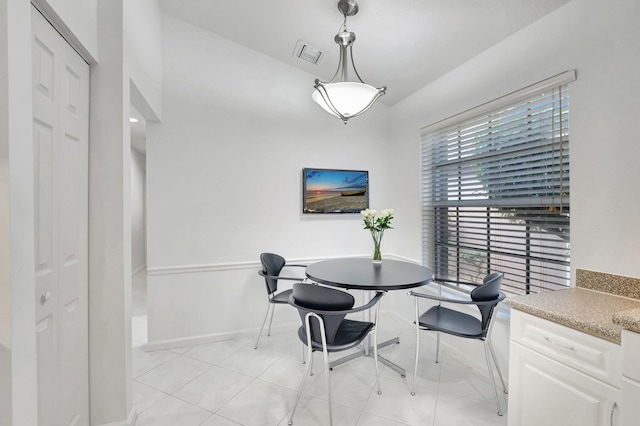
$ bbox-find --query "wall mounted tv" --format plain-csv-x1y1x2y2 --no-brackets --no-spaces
302,168,369,214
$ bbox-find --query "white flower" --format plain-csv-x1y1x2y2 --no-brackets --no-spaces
361,209,376,218
363,207,394,237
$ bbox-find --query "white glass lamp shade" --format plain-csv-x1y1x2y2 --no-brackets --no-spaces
312,82,383,120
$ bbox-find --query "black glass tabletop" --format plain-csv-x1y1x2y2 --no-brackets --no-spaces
306,258,433,291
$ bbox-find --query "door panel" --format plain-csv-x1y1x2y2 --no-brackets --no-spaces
32,6,90,425
36,316,55,426
34,121,56,323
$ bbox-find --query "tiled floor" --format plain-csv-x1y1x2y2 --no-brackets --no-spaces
131,271,508,426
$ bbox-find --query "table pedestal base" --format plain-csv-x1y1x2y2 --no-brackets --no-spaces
328,337,406,377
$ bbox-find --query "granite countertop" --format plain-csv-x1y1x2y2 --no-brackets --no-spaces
508,269,640,343
508,287,640,344
612,308,640,334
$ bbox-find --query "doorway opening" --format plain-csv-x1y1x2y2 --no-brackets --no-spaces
130,103,148,347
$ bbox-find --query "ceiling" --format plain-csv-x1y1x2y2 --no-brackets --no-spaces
157,0,571,106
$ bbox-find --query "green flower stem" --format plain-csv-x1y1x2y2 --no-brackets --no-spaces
371,230,383,262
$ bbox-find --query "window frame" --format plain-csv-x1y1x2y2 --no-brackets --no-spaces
421,70,576,295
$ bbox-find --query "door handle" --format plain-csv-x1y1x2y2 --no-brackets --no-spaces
40,291,51,305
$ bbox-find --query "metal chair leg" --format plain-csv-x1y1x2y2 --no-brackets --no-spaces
267,301,276,336
487,333,508,394
412,296,420,396
288,332,314,425
373,302,381,395
290,313,333,425
435,332,440,363
310,349,314,376
484,342,503,416
322,345,333,426
254,302,272,349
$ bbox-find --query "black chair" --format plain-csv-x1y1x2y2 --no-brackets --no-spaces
408,272,507,416
254,253,308,349
287,283,383,426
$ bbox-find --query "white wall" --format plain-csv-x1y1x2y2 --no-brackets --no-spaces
32,0,98,61
87,0,163,422
0,1,12,422
145,14,391,343
1,1,39,424
383,0,640,376
124,0,162,120
388,0,640,282
0,0,163,424
146,0,640,347
131,148,146,274
0,0,11,421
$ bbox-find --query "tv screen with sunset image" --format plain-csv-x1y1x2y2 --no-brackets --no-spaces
302,168,369,214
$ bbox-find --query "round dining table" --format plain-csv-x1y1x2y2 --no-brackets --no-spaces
305,257,434,376
306,257,433,291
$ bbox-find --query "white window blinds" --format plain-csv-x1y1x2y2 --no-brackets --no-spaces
421,70,575,295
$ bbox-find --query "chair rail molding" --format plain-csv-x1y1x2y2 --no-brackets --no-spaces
146,253,420,276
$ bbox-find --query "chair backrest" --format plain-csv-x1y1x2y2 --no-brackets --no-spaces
260,252,286,295
290,283,354,345
470,272,504,334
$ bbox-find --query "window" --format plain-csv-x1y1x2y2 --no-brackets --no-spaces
421,71,575,295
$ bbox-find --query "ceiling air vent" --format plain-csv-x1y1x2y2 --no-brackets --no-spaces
293,40,325,65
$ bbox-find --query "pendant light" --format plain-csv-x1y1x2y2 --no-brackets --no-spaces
312,0,386,124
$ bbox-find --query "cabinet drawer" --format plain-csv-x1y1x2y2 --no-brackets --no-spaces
511,310,622,387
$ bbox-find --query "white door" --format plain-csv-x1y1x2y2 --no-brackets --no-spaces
32,6,90,426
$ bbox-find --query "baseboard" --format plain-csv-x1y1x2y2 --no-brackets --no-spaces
132,264,146,276
143,308,401,352
143,322,300,352
129,407,137,426
96,407,137,426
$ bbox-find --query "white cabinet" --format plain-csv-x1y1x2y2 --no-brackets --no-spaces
621,330,640,382
509,310,621,426
621,378,640,426
509,342,620,426
621,330,640,426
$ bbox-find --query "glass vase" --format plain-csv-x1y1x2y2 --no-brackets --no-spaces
372,232,383,264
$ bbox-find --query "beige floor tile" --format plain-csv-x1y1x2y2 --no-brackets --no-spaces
136,355,212,394
216,379,298,426
135,395,212,426
172,366,253,412
130,296,510,426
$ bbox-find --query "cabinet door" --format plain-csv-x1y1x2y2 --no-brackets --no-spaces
622,378,640,426
509,342,620,426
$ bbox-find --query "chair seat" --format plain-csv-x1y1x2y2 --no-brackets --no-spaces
270,289,293,304
418,305,484,339
298,319,374,352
